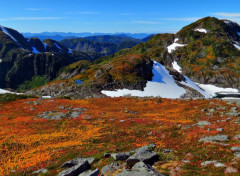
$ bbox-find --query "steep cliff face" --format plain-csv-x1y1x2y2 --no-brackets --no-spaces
0,25,95,89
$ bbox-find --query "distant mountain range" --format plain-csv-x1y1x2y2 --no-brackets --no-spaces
22,32,153,41
30,17,240,99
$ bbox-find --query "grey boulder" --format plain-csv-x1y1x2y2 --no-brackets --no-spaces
78,168,100,176
127,147,159,167
58,160,90,176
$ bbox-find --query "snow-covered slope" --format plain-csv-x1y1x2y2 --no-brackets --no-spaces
172,61,182,73
167,38,186,53
0,88,13,94
0,25,17,42
101,61,212,98
196,83,238,97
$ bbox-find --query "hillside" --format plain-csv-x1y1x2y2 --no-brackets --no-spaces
0,96,239,175
0,25,99,90
95,17,240,89
60,36,141,56
30,17,240,99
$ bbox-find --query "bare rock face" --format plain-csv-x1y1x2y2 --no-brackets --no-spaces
57,160,90,176
116,162,165,176
126,146,159,168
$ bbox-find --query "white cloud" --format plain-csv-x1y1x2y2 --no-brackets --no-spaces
66,11,99,15
0,17,63,21
25,8,49,11
165,17,202,22
214,13,240,17
133,20,161,24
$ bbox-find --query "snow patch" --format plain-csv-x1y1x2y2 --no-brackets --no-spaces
0,25,17,42
233,43,240,50
54,43,62,50
0,59,2,63
194,28,207,33
68,49,73,54
172,61,182,73
42,96,53,99
43,42,47,50
101,61,186,98
0,89,12,94
167,38,186,53
196,83,238,97
180,77,211,98
32,47,40,54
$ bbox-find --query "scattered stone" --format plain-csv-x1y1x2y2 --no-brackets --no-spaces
82,115,91,120
30,107,35,111
61,157,95,168
57,160,90,176
73,108,86,111
59,106,65,109
112,152,130,161
116,162,164,176
101,162,122,175
162,149,173,154
201,160,225,167
79,168,100,176
234,134,240,140
231,146,240,152
127,146,159,167
120,120,125,123
69,111,82,118
201,108,207,112
157,99,162,104
231,107,238,112
39,111,66,120
225,112,240,117
32,168,48,174
209,109,215,113
216,106,226,110
33,101,40,105
104,153,111,158
224,167,238,174
198,135,229,143
234,152,240,158
196,121,212,127
183,125,191,129
217,128,224,132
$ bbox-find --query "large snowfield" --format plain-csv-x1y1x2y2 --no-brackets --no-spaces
101,60,239,99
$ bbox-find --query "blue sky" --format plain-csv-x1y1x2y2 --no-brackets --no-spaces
0,0,240,33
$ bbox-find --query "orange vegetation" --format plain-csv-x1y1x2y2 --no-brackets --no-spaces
0,98,239,175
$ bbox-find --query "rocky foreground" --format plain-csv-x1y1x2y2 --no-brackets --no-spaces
0,97,239,175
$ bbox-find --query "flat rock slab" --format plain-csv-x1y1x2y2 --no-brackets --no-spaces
201,160,226,167
39,111,66,120
61,157,95,168
79,168,100,176
112,152,130,161
196,121,212,126
57,160,90,176
32,168,48,174
127,147,159,167
231,147,240,152
198,135,229,143
116,162,164,176
101,162,122,175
